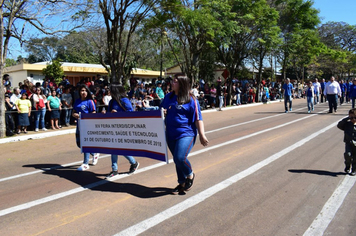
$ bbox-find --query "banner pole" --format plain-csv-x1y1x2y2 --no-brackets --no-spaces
161,108,169,164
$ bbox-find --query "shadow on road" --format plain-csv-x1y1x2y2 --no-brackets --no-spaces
288,169,347,177
23,163,172,198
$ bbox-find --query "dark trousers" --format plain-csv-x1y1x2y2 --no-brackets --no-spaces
327,94,338,112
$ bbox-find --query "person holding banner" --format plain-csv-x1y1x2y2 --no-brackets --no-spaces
72,84,100,171
161,73,209,194
104,82,139,178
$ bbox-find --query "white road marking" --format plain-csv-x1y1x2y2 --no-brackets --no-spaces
0,107,305,183
0,109,323,217
114,121,339,236
303,175,356,236
0,155,110,183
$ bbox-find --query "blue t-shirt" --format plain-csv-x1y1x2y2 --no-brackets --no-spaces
73,99,96,115
160,92,202,140
108,97,133,112
283,83,293,96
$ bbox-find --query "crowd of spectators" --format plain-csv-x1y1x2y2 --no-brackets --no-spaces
8,72,354,137
3,73,288,137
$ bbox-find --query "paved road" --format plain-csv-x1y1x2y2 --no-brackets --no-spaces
1,99,355,236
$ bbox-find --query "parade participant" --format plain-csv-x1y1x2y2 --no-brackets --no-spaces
72,84,99,171
282,78,294,113
306,82,314,113
350,78,356,108
160,73,209,194
313,78,321,104
324,76,341,113
320,78,326,103
104,83,139,178
337,108,356,175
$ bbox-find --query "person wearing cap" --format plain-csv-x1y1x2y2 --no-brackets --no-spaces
198,91,207,110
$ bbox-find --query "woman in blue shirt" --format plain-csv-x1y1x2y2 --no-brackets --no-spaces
161,73,209,194
105,83,139,178
72,84,100,171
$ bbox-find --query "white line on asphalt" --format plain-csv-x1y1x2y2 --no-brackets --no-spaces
114,121,339,236
205,107,306,134
0,155,110,183
303,175,356,236
0,109,326,217
0,107,305,183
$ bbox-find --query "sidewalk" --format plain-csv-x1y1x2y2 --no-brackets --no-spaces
0,100,281,144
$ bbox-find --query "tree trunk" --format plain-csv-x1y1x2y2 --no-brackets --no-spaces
0,7,5,138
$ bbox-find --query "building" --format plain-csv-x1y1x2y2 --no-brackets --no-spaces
4,62,164,87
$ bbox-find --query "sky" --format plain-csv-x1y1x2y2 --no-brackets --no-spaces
313,0,356,25
7,0,356,60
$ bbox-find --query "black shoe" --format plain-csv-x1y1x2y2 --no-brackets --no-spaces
351,171,356,176
128,162,139,174
171,184,185,195
345,166,351,174
184,173,195,191
106,171,118,178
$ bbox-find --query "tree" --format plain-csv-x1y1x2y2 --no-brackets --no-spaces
95,0,158,84
249,0,281,101
0,0,91,138
42,60,64,85
275,0,320,80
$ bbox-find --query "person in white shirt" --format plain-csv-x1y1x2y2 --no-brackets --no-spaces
324,76,341,113
10,87,21,110
313,78,321,104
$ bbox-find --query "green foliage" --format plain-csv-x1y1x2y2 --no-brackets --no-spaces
42,60,64,85
5,58,17,67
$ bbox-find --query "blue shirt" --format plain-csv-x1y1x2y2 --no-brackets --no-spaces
73,99,96,115
160,92,202,140
282,83,293,96
108,98,133,112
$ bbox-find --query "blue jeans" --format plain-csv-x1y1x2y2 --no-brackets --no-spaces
35,108,46,129
75,126,94,164
219,96,224,109
284,95,292,111
352,98,356,108
111,155,136,171
167,136,195,184
64,108,72,124
307,96,314,111
236,94,241,105
314,92,319,104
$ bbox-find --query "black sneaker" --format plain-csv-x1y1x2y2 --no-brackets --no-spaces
128,162,139,174
184,173,195,191
171,184,185,195
345,166,351,174
351,170,356,176
106,171,118,179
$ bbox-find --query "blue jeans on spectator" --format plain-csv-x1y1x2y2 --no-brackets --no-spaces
111,155,136,171
167,136,195,184
75,126,94,164
35,108,46,129
64,108,72,125
219,95,224,109
307,96,314,111
352,97,356,109
236,94,241,105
